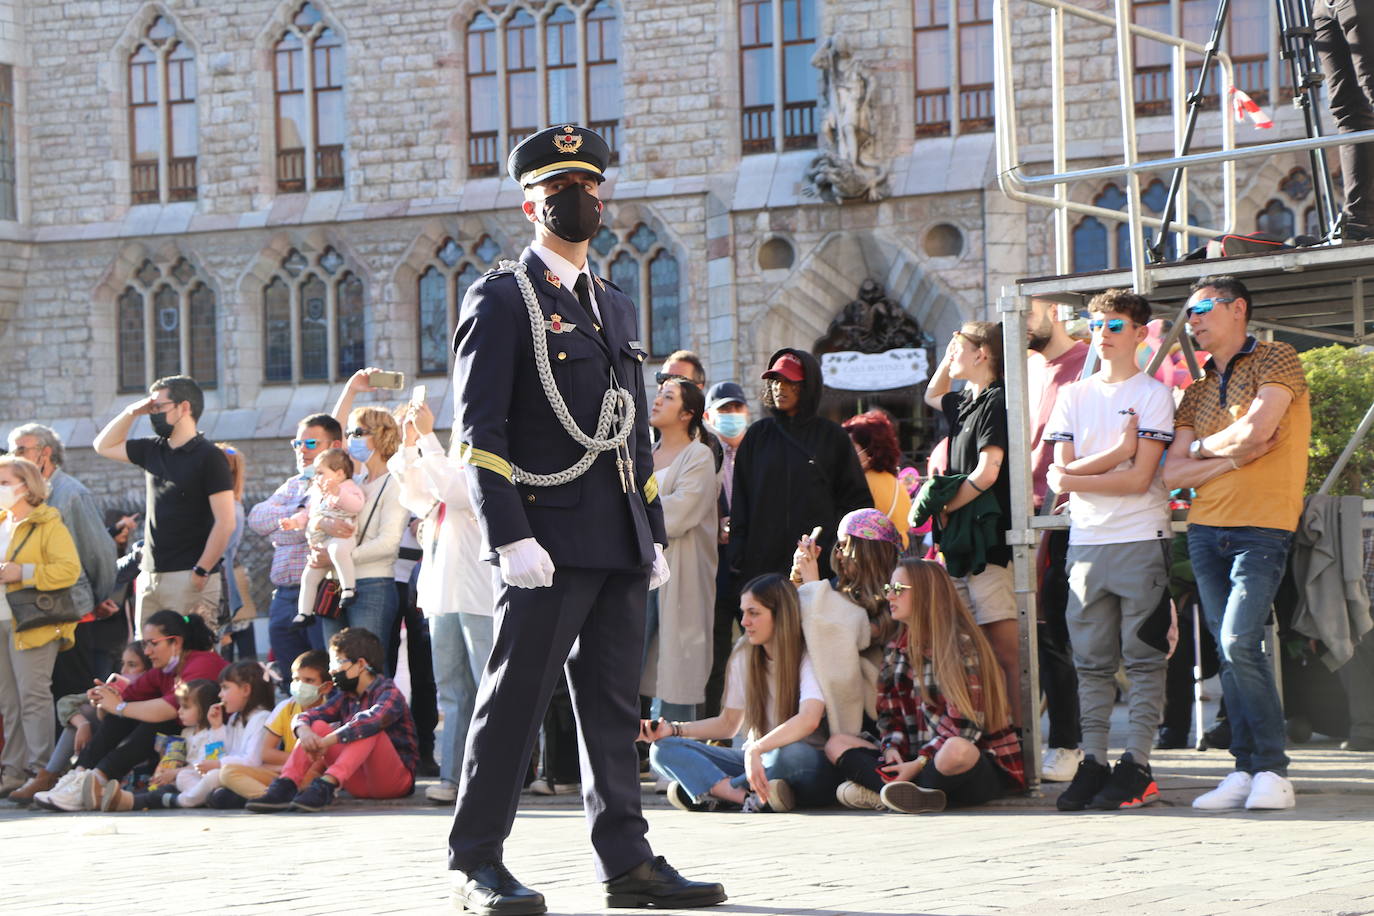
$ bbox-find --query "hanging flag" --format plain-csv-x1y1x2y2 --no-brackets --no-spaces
1230,87,1274,130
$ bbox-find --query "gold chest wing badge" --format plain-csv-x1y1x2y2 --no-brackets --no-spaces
545,313,576,334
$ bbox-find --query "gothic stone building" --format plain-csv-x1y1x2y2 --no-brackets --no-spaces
0,0,1325,563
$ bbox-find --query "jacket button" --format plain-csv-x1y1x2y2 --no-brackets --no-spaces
557,352,566,361
527,494,536,502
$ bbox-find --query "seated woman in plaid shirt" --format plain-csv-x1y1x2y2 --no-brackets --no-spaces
825,558,1025,813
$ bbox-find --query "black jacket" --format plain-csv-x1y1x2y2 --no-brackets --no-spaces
453,247,666,569
728,348,872,590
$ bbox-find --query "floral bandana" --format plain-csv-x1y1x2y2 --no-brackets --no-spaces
838,508,903,548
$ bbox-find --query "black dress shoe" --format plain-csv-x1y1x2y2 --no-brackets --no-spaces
605,856,727,909
1155,727,1190,750
451,862,546,915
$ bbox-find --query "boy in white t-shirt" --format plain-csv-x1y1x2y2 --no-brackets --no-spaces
1043,289,1175,812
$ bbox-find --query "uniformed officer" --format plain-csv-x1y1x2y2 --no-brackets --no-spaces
447,125,727,915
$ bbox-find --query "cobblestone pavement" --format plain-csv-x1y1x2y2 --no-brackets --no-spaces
2,741,1372,916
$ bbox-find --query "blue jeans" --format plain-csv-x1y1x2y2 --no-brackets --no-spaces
1188,524,1293,775
649,736,838,808
267,586,323,686
320,577,399,659
430,613,495,787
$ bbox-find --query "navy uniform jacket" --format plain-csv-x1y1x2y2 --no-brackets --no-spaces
453,247,667,570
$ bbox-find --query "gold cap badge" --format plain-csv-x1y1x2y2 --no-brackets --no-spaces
554,127,584,155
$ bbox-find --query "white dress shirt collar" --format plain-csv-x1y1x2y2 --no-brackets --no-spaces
531,240,600,323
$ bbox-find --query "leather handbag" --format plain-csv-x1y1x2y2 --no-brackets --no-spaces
5,525,81,631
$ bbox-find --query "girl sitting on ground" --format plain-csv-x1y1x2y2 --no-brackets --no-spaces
164,661,276,809
102,678,225,811
826,558,1025,813
791,508,903,740
642,574,837,813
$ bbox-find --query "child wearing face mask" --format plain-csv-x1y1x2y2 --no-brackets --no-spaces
100,679,226,811
281,449,366,628
213,651,333,805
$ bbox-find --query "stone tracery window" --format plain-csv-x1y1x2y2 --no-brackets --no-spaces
589,223,681,356
128,16,198,204
416,236,501,376
262,246,365,383
465,1,622,178
117,257,217,392
274,2,346,192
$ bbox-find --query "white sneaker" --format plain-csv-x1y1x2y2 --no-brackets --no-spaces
1193,771,1253,810
1041,747,1084,783
1245,771,1295,810
424,780,458,805
835,780,884,810
37,768,91,812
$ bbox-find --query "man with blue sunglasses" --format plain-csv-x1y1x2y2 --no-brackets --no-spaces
1163,275,1311,812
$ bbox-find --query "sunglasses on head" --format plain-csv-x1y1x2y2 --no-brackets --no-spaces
346,428,371,439
291,438,320,450
1185,297,1235,318
655,372,695,387
1088,318,1129,333
879,582,912,598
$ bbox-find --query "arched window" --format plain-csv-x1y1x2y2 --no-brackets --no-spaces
596,223,682,356
115,257,218,393
128,16,198,204
740,0,817,153
261,245,365,383
274,2,345,192
467,3,622,177
415,236,501,376
1257,198,1295,240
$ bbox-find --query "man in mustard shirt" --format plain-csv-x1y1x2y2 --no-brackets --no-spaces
1164,275,1311,812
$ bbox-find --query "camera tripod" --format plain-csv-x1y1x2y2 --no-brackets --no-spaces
1146,0,1340,262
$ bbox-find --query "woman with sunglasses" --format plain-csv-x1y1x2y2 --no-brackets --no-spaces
323,371,410,664
920,321,1021,727
35,609,226,811
827,558,1024,813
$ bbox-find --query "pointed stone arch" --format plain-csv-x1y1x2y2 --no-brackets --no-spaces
749,229,971,378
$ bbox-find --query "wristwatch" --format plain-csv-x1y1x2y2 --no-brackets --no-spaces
192,560,222,577
115,701,127,717
1189,439,1206,460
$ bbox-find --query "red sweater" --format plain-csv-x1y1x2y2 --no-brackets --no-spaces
122,650,228,710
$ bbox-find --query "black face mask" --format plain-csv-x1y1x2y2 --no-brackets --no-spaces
150,411,176,438
539,183,602,243
331,664,361,694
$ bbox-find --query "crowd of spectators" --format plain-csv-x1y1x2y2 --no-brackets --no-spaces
0,275,1356,819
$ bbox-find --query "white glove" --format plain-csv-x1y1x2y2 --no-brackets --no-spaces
649,543,671,591
496,537,556,589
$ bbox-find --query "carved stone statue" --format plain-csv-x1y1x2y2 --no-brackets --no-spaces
813,279,930,355
804,36,890,204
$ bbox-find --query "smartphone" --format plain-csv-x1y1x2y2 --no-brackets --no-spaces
105,673,127,687
410,384,427,407
876,764,900,783
808,525,823,543
369,370,405,390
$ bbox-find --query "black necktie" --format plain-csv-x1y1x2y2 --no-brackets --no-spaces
575,275,607,344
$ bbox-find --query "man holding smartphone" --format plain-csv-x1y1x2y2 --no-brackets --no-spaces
448,125,725,915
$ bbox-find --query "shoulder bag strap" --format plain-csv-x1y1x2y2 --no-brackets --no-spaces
355,476,390,545
7,523,36,563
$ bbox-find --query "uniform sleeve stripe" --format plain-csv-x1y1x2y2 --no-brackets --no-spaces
457,443,513,482
1044,432,1074,442
643,474,659,503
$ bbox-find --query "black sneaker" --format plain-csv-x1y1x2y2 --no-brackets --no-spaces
1090,752,1159,810
207,786,247,809
1055,756,1111,811
664,780,737,813
289,776,338,812
246,777,298,813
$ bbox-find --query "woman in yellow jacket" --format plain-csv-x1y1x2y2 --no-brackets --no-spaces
0,456,80,797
